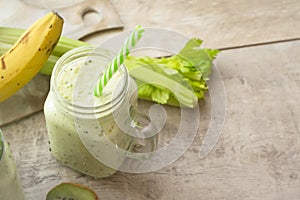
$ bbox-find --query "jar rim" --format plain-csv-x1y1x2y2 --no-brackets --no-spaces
50,46,129,116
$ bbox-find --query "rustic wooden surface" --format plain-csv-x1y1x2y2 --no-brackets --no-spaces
86,0,300,49
0,0,123,39
0,74,50,126
1,0,300,199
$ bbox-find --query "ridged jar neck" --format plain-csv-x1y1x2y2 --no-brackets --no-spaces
50,46,129,117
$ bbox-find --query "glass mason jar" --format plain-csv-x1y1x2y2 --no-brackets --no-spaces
44,46,157,178
0,129,25,200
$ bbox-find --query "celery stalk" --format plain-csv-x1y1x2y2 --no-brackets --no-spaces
125,38,220,107
129,65,197,107
0,26,89,75
0,27,89,57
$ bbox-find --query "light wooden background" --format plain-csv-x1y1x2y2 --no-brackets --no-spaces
1,0,300,199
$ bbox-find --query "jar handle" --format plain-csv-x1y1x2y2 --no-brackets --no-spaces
129,104,166,156
112,79,166,159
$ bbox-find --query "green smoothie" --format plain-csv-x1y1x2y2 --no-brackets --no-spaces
44,50,139,178
0,130,25,200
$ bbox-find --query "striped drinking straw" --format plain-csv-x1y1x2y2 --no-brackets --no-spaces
94,25,144,96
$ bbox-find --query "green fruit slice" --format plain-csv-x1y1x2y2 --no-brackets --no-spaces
46,182,98,200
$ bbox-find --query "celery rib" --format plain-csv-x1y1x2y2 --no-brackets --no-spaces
129,66,196,107
0,26,89,75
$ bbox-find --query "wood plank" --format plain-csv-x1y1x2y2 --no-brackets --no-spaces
0,74,50,126
0,0,123,39
86,0,300,49
2,40,299,199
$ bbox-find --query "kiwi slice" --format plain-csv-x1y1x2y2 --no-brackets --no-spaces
46,182,99,200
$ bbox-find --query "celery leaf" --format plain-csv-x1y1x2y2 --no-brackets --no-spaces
125,38,220,107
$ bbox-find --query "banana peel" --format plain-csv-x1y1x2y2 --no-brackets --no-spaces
0,11,63,102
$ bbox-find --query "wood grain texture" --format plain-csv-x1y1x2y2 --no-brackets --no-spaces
85,0,300,49
0,0,123,39
0,74,50,126
2,39,300,199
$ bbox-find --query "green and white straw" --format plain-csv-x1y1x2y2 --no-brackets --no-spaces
94,25,144,96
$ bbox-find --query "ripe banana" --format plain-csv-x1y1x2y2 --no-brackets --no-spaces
0,11,63,102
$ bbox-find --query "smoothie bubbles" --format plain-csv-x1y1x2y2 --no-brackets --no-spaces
0,129,26,199
44,26,158,178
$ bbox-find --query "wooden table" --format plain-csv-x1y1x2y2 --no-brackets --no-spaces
2,0,300,199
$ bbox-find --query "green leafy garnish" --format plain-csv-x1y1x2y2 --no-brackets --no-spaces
125,38,220,107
